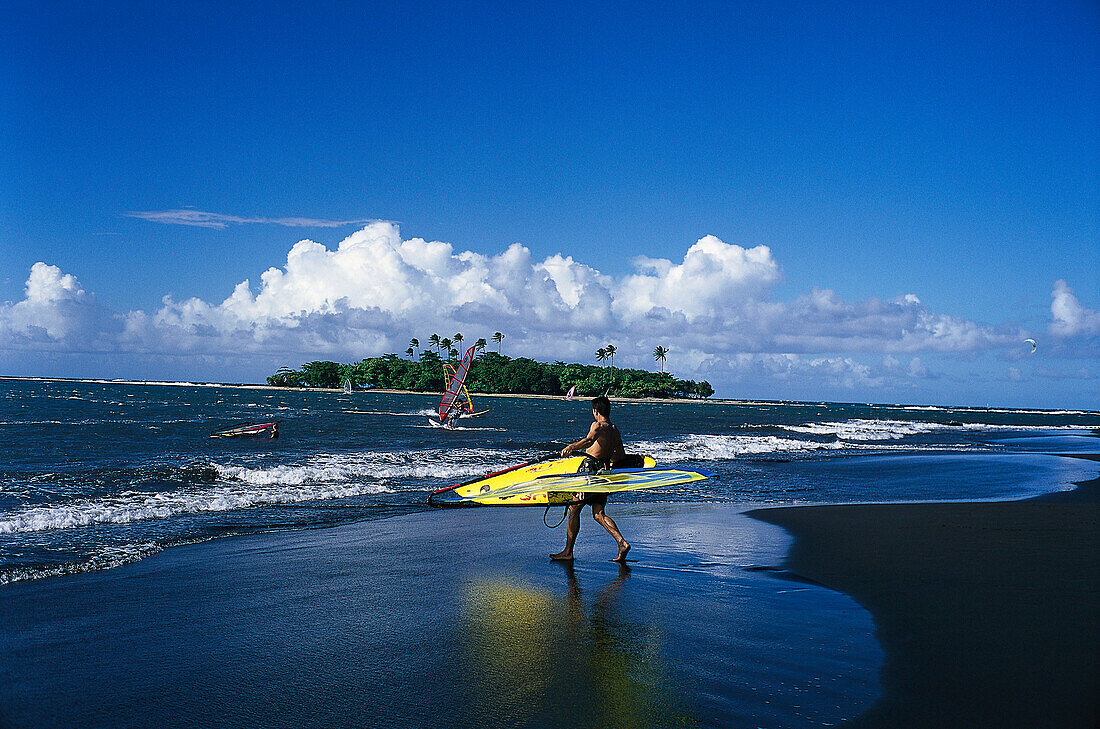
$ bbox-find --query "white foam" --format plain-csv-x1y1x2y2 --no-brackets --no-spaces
0,479,395,534
0,447,526,533
213,448,518,485
634,434,848,461
781,419,945,441
779,418,1088,442
0,542,164,585
419,423,506,431
634,430,996,461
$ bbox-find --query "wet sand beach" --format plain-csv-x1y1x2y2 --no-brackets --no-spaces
751,462,1100,728
0,503,882,729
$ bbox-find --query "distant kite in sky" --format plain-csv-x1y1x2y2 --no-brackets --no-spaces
1024,338,1037,354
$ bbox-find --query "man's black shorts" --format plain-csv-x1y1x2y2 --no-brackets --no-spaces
577,455,611,506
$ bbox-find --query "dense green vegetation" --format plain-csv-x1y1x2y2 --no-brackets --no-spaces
267,350,714,399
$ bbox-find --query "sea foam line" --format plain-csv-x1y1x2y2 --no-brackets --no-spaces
0,448,526,533
633,434,849,462
213,448,519,486
0,542,165,585
632,431,990,462
779,418,1089,442
780,419,946,441
0,480,394,534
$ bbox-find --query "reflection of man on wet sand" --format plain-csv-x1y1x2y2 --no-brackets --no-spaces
552,396,630,562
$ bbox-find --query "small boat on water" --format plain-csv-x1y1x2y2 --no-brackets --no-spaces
210,421,279,439
342,378,352,394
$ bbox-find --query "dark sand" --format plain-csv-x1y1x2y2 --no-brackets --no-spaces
751,464,1100,728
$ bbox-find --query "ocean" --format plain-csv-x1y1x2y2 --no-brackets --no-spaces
2,379,1097,586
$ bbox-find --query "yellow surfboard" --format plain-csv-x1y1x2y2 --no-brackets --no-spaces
429,455,658,507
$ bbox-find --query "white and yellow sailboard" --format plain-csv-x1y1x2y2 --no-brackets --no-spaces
427,455,714,507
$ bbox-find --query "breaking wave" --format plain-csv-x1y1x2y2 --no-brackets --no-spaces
634,434,849,462
0,542,165,585
778,418,1089,441
780,419,948,441
0,480,394,534
213,448,518,485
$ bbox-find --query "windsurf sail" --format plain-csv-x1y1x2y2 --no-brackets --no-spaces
438,345,476,423
564,385,575,400
342,378,352,394
450,466,714,502
442,361,486,417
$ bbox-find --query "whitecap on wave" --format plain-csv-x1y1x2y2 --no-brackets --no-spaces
0,479,395,534
780,419,1088,441
633,434,848,461
0,448,528,534
213,448,519,485
781,419,945,441
0,542,164,585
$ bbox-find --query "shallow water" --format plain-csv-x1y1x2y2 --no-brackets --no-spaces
1,380,1097,583
0,504,884,729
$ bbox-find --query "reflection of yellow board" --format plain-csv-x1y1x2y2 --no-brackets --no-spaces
428,456,657,507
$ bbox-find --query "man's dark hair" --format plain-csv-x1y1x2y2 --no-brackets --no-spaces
591,396,611,417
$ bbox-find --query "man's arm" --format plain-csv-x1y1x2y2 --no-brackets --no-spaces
561,422,601,457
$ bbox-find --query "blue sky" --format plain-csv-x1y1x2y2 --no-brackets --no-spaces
1,0,1097,408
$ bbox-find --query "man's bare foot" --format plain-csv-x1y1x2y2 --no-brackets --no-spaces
612,541,630,562
550,550,574,561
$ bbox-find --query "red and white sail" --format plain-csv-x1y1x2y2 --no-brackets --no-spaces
437,346,476,423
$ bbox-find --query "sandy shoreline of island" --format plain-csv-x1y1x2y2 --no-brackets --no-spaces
0,375,765,406
6,375,1095,415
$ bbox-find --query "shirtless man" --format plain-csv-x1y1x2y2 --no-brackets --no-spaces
551,396,631,562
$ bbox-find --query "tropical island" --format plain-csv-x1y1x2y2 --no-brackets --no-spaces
267,334,714,399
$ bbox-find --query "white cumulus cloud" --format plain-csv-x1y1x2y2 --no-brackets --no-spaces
2,223,1076,395
1049,279,1100,337
0,263,119,347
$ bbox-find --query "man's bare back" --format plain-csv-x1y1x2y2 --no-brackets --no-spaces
561,417,626,465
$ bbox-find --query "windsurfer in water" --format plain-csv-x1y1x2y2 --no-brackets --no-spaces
552,396,631,562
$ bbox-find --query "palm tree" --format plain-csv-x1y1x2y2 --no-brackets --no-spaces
405,346,415,359
453,333,463,352
492,331,504,353
474,337,487,354
428,334,440,353
440,337,452,356
653,345,669,372
448,348,459,360
607,345,616,391
596,347,607,364
409,338,420,360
